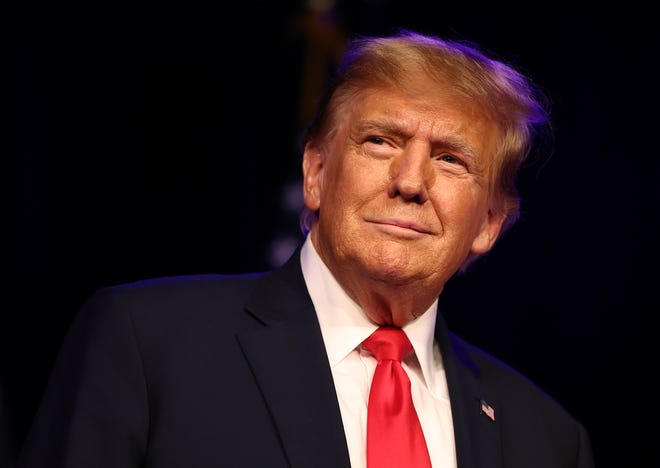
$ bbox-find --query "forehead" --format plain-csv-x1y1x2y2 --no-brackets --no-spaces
341,84,501,155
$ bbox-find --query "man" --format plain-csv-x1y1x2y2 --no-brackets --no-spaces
17,30,595,467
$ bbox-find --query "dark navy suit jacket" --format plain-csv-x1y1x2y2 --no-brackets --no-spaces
17,248,595,467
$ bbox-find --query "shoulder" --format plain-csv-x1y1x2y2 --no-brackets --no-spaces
104,272,267,297
59,272,278,370
88,272,266,310
72,272,269,337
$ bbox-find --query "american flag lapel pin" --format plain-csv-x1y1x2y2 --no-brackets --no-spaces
480,399,495,422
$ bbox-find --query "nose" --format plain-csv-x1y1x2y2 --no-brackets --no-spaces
387,143,434,203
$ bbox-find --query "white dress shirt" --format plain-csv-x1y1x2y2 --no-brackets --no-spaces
300,236,457,468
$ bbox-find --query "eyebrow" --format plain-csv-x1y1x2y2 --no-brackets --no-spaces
355,119,409,139
355,118,480,161
433,134,480,161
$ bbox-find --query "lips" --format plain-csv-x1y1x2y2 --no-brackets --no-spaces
367,217,436,235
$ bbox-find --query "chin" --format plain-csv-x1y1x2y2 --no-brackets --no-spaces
367,263,419,286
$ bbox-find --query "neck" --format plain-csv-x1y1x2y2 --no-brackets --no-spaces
338,273,442,328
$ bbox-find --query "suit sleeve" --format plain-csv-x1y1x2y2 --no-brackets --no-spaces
17,288,149,468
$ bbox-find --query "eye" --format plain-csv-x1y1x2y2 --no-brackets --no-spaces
363,136,396,158
437,153,462,165
435,152,469,174
366,136,386,145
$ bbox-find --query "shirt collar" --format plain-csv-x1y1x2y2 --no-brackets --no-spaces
300,235,440,388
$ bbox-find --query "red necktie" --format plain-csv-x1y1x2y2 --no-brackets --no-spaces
362,327,432,468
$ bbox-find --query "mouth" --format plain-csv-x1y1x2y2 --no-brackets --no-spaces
367,217,436,236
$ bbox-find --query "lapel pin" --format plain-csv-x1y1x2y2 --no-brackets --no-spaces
480,399,495,422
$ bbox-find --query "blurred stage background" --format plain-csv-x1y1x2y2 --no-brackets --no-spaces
2,0,656,466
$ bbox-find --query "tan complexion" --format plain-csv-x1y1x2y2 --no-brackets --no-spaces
303,83,505,327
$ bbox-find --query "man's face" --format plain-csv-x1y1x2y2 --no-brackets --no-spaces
303,82,505,304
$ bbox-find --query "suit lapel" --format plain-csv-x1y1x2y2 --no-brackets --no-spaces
436,314,504,468
236,250,351,468
236,249,504,468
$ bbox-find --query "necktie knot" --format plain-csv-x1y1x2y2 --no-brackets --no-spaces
363,327,412,362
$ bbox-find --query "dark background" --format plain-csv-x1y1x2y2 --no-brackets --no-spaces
2,0,656,466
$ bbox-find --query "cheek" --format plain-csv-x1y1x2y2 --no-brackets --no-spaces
346,155,393,191
431,184,487,227
329,157,383,202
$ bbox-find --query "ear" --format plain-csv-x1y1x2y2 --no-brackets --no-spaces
302,141,323,212
470,209,506,255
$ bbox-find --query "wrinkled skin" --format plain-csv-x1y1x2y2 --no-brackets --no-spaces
303,82,505,327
